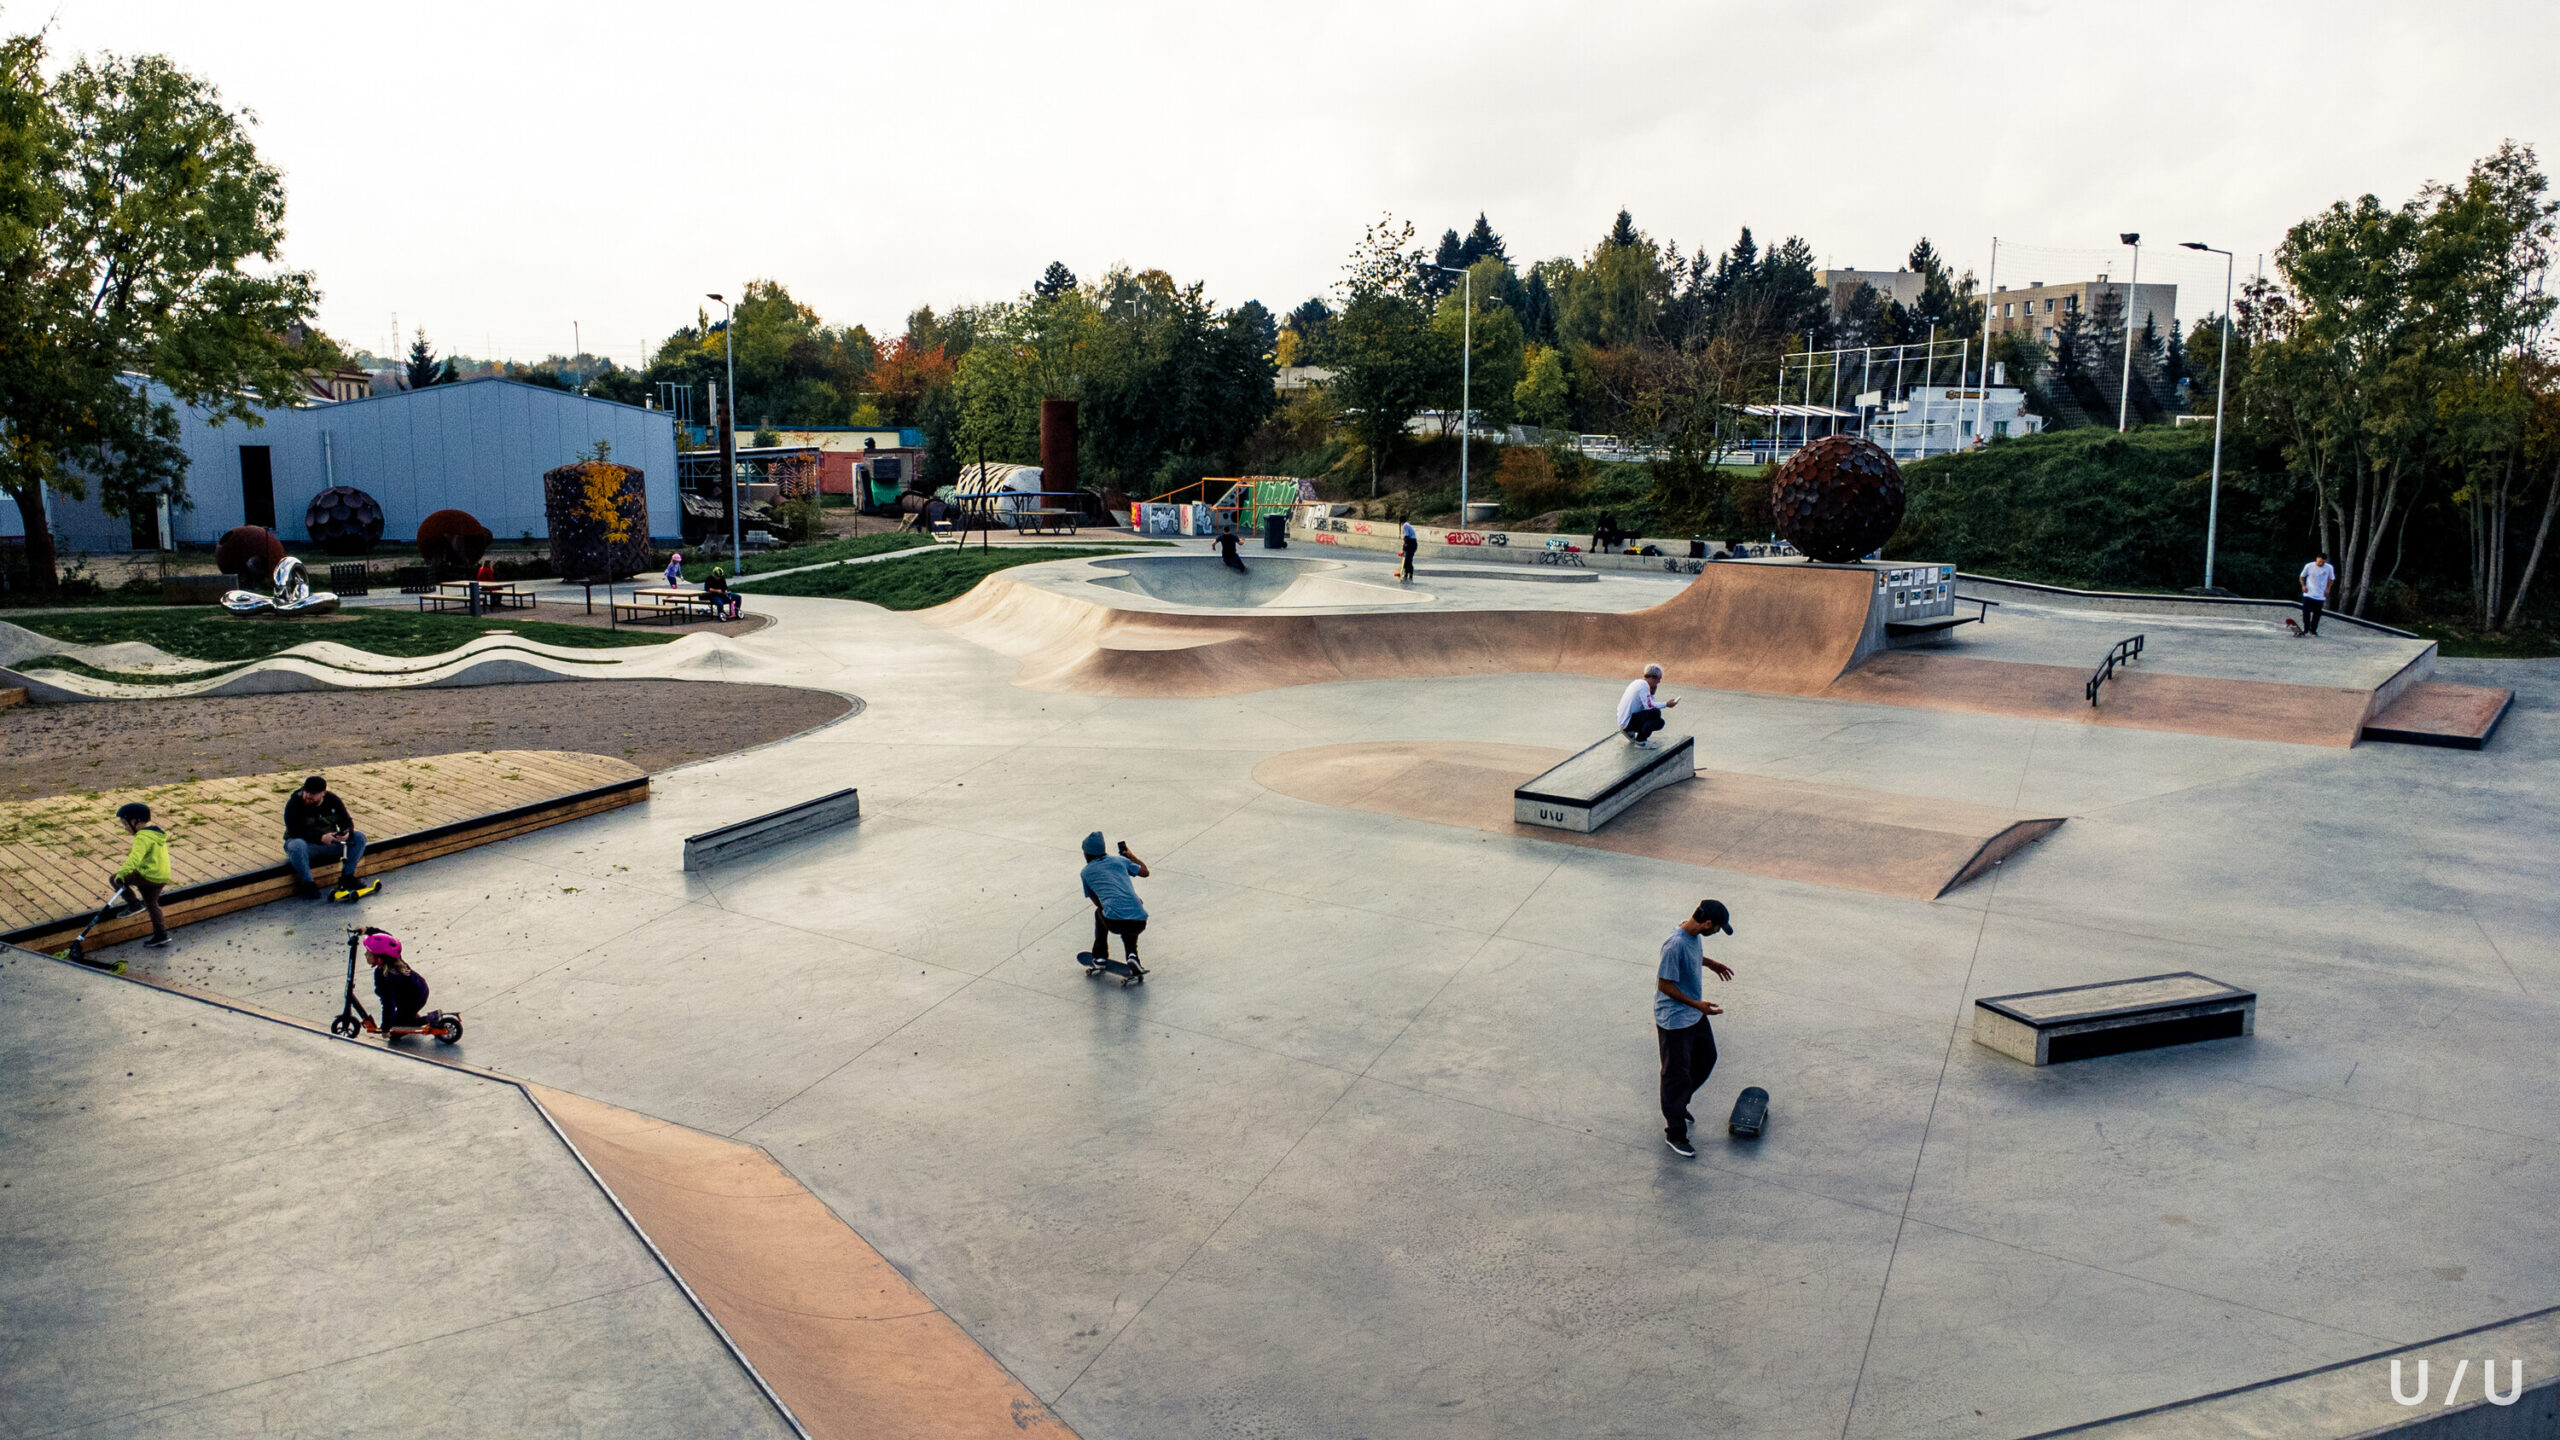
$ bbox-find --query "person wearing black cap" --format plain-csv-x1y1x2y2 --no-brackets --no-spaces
1655,899,1736,1158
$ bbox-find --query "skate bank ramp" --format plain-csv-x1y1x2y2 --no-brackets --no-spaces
1254,741,2062,899
930,559,1883,699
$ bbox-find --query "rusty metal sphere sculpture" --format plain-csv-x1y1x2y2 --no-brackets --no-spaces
416,508,493,575
303,485,384,555
213,525,288,589
1768,435,1905,564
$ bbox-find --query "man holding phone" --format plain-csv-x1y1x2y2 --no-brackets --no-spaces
1079,831,1151,975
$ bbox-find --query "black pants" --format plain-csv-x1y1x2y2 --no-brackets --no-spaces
1658,1019,1717,1140
1220,547,1247,572
1400,541,1417,579
1624,707,1665,742
1093,913,1146,961
2301,595,2325,634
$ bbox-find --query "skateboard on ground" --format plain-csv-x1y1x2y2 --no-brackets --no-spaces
1077,952,1147,987
327,877,383,903
1728,1086,1770,1138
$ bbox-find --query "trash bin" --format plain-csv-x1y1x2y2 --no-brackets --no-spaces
1263,513,1289,549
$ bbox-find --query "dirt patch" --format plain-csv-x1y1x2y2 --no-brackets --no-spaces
0,680,852,802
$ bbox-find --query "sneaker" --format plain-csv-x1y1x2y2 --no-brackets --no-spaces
295,881,323,900
1665,1135,1696,1159
1632,738,1660,751
143,933,171,948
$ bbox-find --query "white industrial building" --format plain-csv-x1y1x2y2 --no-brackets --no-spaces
10,377,680,554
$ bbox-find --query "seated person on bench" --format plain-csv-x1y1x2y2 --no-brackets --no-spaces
705,568,742,619
362,932,443,1030
283,775,367,899
1617,663,1677,749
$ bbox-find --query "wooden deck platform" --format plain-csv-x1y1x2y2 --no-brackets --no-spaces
0,750,647,952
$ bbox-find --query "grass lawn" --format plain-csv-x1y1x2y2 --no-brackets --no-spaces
7,609,673,663
2403,620,2560,659
735,546,1132,609
679,530,930,582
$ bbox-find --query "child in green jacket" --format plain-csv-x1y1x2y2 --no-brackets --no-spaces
110,802,172,948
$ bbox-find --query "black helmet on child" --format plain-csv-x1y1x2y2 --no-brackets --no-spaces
116,802,150,826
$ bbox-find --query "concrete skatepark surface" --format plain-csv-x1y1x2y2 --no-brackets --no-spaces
933,549,2464,748
8,561,2557,1438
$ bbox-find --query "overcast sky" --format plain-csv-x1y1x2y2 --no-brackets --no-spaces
36,0,2560,366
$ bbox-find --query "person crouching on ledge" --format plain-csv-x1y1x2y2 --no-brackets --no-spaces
1618,663,1678,749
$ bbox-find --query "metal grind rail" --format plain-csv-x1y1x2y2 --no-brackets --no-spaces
2087,634,2145,705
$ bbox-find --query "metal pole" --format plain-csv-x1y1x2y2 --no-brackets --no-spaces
709,294,739,570
1976,237,1997,446
1918,323,1936,459
2185,243,2236,590
2116,236,2141,431
1460,266,1471,523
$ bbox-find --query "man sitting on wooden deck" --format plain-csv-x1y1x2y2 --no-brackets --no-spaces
283,775,368,900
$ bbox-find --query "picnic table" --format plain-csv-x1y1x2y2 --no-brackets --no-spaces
613,585,734,625
416,580,537,614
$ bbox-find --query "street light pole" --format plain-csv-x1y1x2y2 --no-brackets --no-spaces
707,293,739,567
2116,233,2141,431
1425,263,1472,525
2182,242,2236,591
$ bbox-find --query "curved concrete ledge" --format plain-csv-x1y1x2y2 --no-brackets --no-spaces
0,628,730,701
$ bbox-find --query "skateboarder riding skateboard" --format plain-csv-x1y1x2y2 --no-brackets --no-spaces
1079,831,1150,979
1656,899,1735,1158
1618,664,1677,749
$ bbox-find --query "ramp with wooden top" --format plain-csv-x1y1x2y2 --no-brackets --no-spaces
2359,680,2514,748
0,750,647,953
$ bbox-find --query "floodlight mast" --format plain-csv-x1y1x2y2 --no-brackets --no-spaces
2180,243,2236,591
2116,233,2141,432
708,293,739,567
1422,263,1473,525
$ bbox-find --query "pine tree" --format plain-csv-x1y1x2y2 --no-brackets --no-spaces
1606,209,1641,250
1425,229,1465,297
1459,213,1507,267
1033,261,1078,298
404,329,451,389
1907,237,1942,277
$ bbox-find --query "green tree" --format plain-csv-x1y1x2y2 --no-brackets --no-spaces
403,328,453,389
1431,268,1525,429
1332,291,1440,495
0,36,321,591
1514,344,1570,431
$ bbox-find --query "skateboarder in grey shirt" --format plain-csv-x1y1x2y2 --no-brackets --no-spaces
1656,899,1736,1158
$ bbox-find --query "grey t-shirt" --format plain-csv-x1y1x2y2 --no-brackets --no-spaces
1656,929,1705,1029
1081,855,1147,921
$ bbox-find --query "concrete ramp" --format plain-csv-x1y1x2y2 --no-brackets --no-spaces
2360,680,2514,749
1253,741,2063,900
932,559,1881,699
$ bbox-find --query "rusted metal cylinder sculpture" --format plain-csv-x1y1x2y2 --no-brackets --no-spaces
1039,399,1079,496
1769,435,1906,564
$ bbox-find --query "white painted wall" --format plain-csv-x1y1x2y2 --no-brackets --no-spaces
11,377,680,552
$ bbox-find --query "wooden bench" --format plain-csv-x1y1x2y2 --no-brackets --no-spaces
1974,972,2256,1066
416,582,535,614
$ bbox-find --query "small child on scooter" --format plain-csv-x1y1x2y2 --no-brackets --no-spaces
362,932,442,1032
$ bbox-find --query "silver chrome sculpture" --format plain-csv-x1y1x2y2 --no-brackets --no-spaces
221,555,340,617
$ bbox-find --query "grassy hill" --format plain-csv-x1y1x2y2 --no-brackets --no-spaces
1887,426,2302,598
